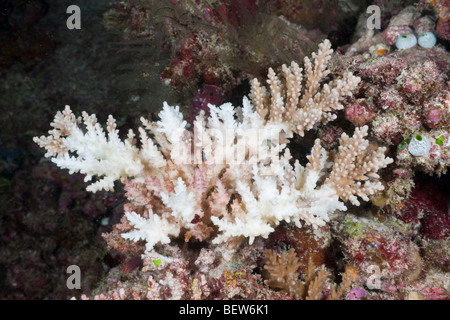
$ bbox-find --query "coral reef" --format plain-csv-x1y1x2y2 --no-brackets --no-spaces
330,210,449,300
4,0,450,301
334,13,450,181
78,240,290,300
33,39,397,300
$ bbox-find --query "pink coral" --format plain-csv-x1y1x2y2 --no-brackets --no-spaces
345,98,379,127
383,25,414,46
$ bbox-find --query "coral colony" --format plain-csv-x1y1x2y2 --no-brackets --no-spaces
30,1,450,300
36,40,383,248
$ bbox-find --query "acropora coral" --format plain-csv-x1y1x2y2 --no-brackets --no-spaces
35,40,391,249
34,39,398,300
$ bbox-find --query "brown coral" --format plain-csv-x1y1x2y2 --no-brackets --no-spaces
264,248,353,300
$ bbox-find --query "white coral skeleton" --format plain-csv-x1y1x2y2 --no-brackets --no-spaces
34,40,393,250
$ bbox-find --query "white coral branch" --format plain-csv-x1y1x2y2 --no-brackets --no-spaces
122,210,180,251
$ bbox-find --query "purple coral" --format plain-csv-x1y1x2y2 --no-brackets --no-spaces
346,287,367,300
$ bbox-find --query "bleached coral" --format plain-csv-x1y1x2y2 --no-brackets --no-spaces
33,105,163,192
34,40,391,251
210,151,346,245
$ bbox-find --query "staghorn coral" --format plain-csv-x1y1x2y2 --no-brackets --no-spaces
105,0,324,99
324,126,393,206
34,39,391,253
264,248,353,300
34,105,392,250
249,39,361,137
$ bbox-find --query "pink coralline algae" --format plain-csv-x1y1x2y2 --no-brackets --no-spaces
414,16,438,34
346,287,367,300
316,125,345,150
384,25,415,46
341,47,450,142
344,98,379,128
334,37,450,180
159,33,237,93
343,219,420,282
331,213,445,299
397,60,445,105
84,242,291,300
372,114,403,145
423,92,450,128
425,106,444,128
